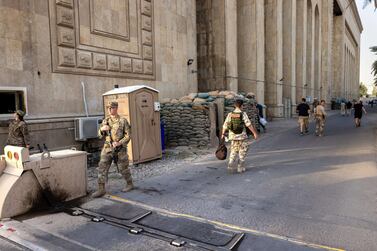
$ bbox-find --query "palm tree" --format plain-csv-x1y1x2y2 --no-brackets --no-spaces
363,0,377,9
364,1,377,84
371,46,377,85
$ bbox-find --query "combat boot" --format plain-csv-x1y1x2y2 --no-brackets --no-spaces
122,181,134,192
237,164,246,173
92,183,106,198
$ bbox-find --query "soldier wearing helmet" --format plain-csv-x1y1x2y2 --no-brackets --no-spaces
92,101,134,198
6,110,30,148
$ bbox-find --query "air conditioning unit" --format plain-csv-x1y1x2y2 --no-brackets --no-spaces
74,117,102,141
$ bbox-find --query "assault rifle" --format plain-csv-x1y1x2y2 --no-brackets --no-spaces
103,121,120,182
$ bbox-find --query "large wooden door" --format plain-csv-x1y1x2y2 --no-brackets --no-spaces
135,91,159,161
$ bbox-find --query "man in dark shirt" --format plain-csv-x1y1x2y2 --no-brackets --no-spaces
346,101,352,116
296,98,311,135
353,100,367,127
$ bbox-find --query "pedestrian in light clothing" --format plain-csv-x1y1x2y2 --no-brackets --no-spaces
315,100,327,137
221,99,258,174
6,110,30,148
340,101,346,116
296,98,311,135
92,101,134,198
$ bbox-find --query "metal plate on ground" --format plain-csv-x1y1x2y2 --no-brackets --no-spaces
80,198,150,220
135,213,236,246
20,213,196,251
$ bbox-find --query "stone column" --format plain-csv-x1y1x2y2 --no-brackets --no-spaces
295,0,307,102
276,0,283,115
265,0,284,118
290,0,297,115
346,47,348,98
332,15,345,99
346,48,349,98
344,47,346,98
321,0,332,103
347,48,350,98
225,0,238,92
356,45,361,99
310,7,315,99
256,0,265,105
348,53,356,98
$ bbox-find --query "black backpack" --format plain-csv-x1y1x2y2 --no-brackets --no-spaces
227,112,245,134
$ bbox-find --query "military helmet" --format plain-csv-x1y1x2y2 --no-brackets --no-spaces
107,101,118,108
15,110,25,117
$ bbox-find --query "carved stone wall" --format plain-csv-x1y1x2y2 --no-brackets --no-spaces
48,0,155,79
0,0,197,153
196,0,226,92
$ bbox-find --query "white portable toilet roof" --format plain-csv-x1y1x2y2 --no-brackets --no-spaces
102,85,159,96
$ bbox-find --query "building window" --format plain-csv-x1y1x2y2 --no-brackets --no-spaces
0,88,27,116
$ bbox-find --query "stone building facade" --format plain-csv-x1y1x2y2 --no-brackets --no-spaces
0,0,197,151
0,0,362,151
197,0,363,117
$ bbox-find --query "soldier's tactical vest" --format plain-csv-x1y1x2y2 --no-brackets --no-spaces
104,117,127,144
227,112,245,134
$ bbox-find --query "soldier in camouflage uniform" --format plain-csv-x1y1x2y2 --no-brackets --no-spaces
92,101,134,198
221,99,258,173
6,110,30,148
315,100,327,137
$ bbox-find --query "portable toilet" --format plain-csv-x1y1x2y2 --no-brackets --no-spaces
102,85,162,164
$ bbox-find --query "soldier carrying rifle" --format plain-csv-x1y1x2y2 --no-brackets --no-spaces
92,101,134,198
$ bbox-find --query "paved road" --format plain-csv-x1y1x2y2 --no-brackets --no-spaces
1,108,376,250
115,108,377,251
0,236,27,251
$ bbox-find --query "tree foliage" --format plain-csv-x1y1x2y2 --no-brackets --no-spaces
371,46,377,85
359,82,368,97
363,0,377,9
364,2,377,85
372,86,377,97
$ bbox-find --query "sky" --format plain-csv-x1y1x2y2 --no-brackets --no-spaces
356,0,377,93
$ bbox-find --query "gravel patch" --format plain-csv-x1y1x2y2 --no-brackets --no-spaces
87,146,216,193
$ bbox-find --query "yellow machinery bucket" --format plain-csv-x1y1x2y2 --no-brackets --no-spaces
0,146,87,219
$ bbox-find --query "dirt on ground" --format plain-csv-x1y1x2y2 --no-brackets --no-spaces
87,146,217,192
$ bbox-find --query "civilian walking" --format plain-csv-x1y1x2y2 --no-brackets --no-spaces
353,100,367,127
296,98,311,136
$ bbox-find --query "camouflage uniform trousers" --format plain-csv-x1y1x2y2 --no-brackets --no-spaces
228,140,249,169
98,147,132,184
315,116,325,136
